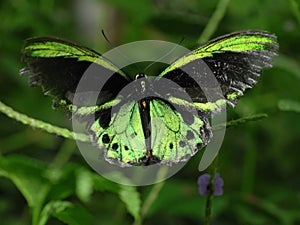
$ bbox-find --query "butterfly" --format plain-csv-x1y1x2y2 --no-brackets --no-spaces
20,30,278,167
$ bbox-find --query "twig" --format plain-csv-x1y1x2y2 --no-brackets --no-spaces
0,100,89,142
198,0,231,43
203,157,218,225
289,0,300,26
213,113,268,131
133,166,169,225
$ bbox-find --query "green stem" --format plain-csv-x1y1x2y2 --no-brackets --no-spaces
203,157,218,225
133,166,169,225
213,113,268,131
198,0,231,43
0,100,89,142
204,188,213,225
50,139,76,168
289,0,300,26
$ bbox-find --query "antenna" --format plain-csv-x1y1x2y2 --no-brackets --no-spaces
143,36,186,74
101,29,142,75
101,29,114,48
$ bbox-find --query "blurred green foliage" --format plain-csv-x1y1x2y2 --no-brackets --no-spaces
0,0,300,225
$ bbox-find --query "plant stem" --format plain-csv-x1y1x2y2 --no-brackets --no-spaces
204,157,218,225
289,0,300,26
0,100,89,142
204,190,213,225
50,139,76,168
213,113,268,131
133,166,168,225
198,0,231,43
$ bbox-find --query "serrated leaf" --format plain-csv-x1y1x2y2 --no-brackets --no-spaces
119,185,141,220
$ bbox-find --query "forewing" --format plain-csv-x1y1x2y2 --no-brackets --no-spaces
159,30,279,113
20,37,130,116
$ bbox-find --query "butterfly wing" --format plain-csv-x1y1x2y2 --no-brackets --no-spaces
158,30,279,113
20,37,131,117
148,30,278,164
88,97,212,166
88,100,148,166
149,98,211,164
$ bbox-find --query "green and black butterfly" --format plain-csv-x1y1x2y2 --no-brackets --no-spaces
20,30,278,166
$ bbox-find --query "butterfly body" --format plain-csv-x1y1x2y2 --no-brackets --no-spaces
20,31,278,166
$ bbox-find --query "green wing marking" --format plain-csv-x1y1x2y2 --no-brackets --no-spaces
89,98,212,166
166,96,227,113
160,30,278,76
56,98,122,120
22,37,128,78
89,101,147,166
159,30,279,113
149,99,211,164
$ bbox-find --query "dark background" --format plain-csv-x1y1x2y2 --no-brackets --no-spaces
0,0,299,225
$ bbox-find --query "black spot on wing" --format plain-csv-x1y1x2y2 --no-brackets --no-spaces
179,140,186,147
112,143,118,150
169,143,174,149
186,130,194,140
102,134,110,144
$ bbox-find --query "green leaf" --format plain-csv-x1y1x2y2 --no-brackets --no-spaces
289,0,300,26
38,201,72,225
75,168,94,203
278,99,300,113
92,173,121,193
53,205,93,225
0,155,51,225
40,197,92,225
45,164,78,201
93,171,141,220
0,155,50,208
118,185,141,220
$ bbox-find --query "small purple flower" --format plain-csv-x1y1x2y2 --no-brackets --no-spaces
213,173,224,196
197,173,211,196
197,173,224,196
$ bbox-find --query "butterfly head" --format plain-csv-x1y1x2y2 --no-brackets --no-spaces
135,73,148,93
135,73,147,80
